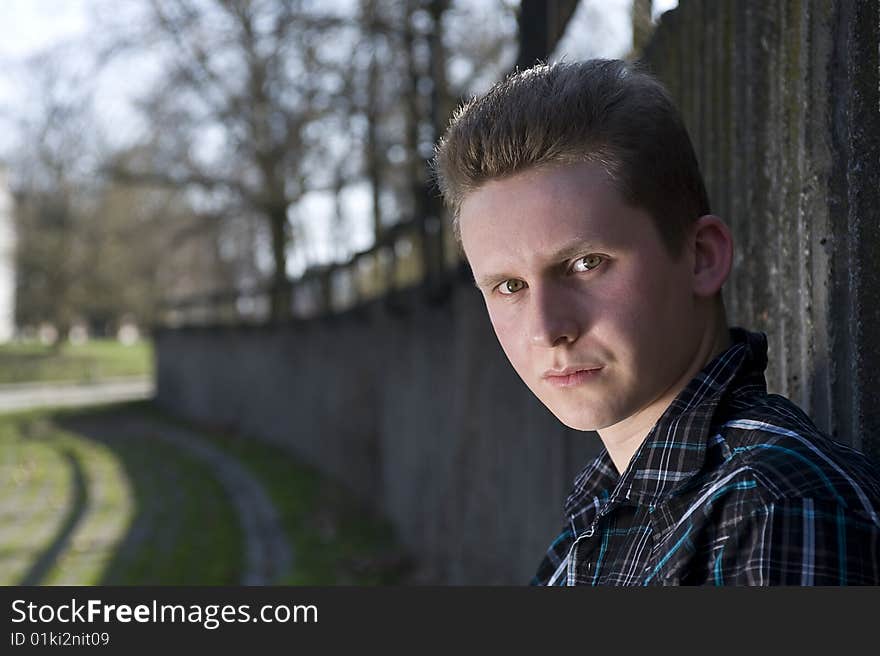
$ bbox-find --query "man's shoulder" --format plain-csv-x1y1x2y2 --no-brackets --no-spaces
716,388,819,444
703,392,880,513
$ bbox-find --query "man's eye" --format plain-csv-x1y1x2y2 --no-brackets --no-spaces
497,279,526,295
572,254,603,272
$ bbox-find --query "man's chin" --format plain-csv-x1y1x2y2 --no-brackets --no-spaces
549,407,610,432
529,385,623,431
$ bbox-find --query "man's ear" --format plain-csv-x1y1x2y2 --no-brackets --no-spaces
690,215,733,297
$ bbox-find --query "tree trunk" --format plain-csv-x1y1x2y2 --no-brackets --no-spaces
516,0,581,70
268,205,291,322
422,0,450,288
366,47,393,296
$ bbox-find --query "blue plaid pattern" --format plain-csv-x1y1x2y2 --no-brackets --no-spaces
531,328,880,585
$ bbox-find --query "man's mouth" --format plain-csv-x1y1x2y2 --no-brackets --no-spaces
542,367,603,388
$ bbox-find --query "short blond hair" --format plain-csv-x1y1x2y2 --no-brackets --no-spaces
433,59,711,256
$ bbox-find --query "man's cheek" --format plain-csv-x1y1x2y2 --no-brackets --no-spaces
488,311,517,346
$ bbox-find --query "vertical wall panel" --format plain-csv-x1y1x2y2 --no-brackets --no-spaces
644,0,879,459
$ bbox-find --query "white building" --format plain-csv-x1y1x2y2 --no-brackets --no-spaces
0,165,16,342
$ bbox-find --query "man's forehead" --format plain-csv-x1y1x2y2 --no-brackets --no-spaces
457,162,656,271
459,162,624,227
460,190,622,259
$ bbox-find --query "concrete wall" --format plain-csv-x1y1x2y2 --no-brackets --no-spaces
642,0,880,460
155,277,600,584
156,0,880,584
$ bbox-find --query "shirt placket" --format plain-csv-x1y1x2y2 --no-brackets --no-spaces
566,524,596,585
566,499,620,585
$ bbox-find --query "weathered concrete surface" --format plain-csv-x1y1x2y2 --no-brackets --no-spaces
155,279,600,585
643,0,880,461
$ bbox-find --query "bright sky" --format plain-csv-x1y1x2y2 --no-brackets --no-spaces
553,0,680,62
0,1,80,109
1,0,90,58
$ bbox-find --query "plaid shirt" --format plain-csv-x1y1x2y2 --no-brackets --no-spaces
531,328,880,585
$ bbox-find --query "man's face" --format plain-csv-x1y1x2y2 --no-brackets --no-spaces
458,162,703,432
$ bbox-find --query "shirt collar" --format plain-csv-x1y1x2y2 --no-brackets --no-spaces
564,327,769,522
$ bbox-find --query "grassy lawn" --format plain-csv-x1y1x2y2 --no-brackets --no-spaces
131,401,414,585
0,408,242,585
175,419,414,585
0,339,153,385
0,402,413,585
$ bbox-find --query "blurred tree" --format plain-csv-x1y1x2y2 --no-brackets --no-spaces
109,141,267,309
11,54,102,340
78,171,234,333
42,0,517,322
358,0,518,296
9,50,224,338
106,0,359,322
4,0,535,332
105,0,520,317
630,0,654,57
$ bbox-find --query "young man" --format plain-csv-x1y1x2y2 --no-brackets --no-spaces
432,59,880,585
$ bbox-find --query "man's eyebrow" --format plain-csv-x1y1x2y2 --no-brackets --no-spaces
473,272,510,290
471,239,600,290
548,239,600,263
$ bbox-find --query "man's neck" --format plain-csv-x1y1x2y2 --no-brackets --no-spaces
598,320,732,476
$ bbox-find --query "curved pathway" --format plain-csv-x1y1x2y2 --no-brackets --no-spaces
117,415,293,585
1,384,292,585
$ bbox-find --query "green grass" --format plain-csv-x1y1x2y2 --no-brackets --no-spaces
0,407,243,585
0,339,153,384
0,402,413,586
131,402,414,585
193,429,413,585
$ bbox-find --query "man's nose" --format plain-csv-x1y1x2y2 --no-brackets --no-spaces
526,284,581,347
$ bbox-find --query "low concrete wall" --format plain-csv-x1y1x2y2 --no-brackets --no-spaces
156,278,600,584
